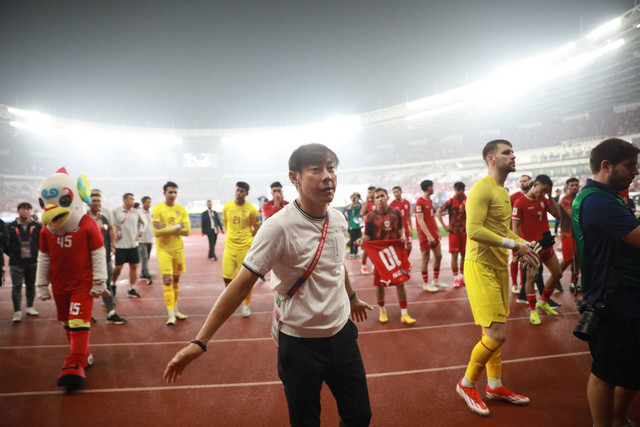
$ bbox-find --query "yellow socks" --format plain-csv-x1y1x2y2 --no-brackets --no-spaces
464,334,504,384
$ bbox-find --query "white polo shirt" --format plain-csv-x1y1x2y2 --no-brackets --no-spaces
243,200,349,338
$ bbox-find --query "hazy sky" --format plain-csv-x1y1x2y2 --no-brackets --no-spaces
0,0,635,128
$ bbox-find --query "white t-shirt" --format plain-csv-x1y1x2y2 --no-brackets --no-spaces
243,200,349,338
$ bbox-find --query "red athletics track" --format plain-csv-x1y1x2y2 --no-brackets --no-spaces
1,234,639,426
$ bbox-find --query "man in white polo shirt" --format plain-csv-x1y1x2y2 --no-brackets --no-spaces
163,143,373,426
112,193,146,298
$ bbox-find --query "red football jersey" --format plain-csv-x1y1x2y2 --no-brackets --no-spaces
389,198,411,233
512,196,551,242
414,197,438,242
440,195,467,235
510,191,526,206
363,200,375,213
362,239,411,285
262,199,289,219
39,214,104,292
364,208,403,241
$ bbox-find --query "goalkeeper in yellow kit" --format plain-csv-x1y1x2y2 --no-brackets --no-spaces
455,140,540,417
151,181,191,326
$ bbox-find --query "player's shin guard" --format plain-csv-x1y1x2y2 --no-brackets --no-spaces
464,334,504,384
163,284,175,312
486,349,502,384
172,282,180,305
510,262,518,285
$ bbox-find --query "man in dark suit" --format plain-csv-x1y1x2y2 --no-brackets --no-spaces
202,200,223,260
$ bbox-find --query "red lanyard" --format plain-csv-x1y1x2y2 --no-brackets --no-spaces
14,224,33,242
286,211,330,298
120,208,133,225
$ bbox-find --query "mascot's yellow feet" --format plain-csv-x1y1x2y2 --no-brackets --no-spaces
401,313,417,325
379,311,388,323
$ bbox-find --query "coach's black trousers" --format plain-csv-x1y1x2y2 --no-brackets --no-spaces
278,320,371,427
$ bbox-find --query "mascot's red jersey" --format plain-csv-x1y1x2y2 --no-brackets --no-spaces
39,215,103,291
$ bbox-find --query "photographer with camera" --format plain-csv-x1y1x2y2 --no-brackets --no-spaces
572,137,640,427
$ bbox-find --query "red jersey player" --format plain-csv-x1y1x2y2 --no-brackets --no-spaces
512,174,562,325
558,178,580,290
415,179,445,292
35,168,109,391
436,181,467,288
359,188,415,324
359,186,376,274
261,181,289,220
509,174,531,293
390,186,413,256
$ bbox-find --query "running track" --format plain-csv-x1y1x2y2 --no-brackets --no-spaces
1,235,638,426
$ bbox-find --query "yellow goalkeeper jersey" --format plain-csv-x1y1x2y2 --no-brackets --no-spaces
150,202,191,251
222,200,259,250
465,174,524,269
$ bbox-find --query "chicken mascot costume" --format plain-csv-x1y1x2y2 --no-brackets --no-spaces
35,167,108,392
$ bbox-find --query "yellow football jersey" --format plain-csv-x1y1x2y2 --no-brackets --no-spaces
465,174,523,269
151,202,191,251
222,200,259,250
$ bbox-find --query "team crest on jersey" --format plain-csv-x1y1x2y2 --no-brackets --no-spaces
383,220,391,229
241,210,246,216
539,201,545,208
176,210,180,216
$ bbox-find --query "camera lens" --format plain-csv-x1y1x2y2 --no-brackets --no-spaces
573,310,599,342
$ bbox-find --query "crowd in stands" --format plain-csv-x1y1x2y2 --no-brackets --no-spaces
2,106,639,215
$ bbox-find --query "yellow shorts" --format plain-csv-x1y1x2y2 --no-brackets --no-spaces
222,245,251,280
157,249,186,276
464,259,510,327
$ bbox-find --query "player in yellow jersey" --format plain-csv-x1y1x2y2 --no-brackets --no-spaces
222,181,260,317
455,140,540,417
151,181,191,326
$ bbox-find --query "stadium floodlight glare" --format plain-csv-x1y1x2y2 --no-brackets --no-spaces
222,115,361,148
7,107,53,123
585,18,622,40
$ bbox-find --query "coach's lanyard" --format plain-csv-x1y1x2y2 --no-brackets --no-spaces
285,211,330,298
272,210,330,347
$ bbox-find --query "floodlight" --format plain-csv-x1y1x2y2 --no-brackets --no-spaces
586,18,622,40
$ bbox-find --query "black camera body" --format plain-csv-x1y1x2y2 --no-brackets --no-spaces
573,297,608,342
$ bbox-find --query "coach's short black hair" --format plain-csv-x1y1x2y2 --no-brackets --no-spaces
482,139,512,164
141,196,151,203
123,192,134,199
90,193,101,199
270,181,282,189
288,143,339,173
420,180,433,191
163,181,178,192
453,181,465,191
590,137,640,173
17,202,32,210
392,186,402,192
534,174,553,187
236,181,250,192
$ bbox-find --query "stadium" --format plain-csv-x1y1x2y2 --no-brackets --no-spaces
2,2,640,426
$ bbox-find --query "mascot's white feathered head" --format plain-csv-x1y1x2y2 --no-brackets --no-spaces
38,167,91,236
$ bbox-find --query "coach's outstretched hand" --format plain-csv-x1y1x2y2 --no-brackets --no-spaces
163,343,205,384
350,298,373,322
